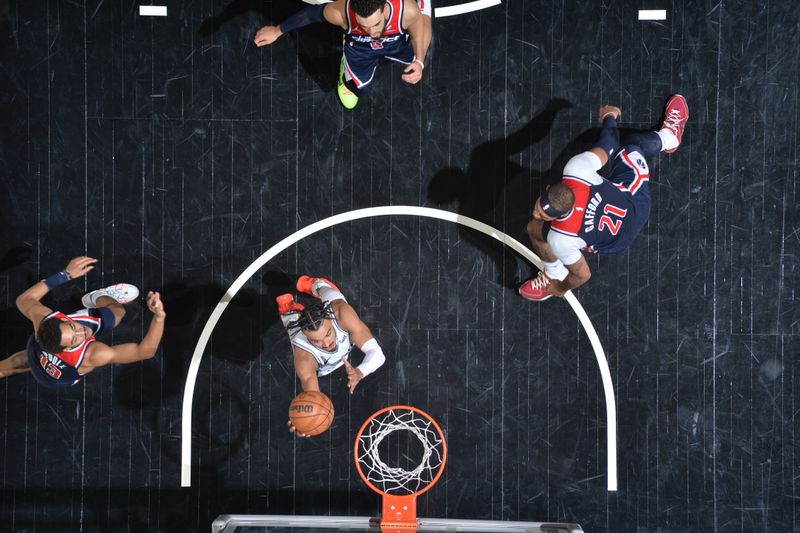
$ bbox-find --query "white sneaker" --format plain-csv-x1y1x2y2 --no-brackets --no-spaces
81,283,140,307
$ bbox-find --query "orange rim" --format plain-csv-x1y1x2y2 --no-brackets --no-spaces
353,405,447,497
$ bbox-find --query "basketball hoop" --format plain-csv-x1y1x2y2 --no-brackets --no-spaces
354,406,447,532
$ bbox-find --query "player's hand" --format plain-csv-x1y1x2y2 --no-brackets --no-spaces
64,257,98,279
343,358,364,394
597,105,621,123
401,60,423,84
287,420,311,438
254,25,283,47
146,291,166,319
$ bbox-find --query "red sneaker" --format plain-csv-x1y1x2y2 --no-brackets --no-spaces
660,94,688,153
518,272,554,302
276,293,304,315
296,276,340,298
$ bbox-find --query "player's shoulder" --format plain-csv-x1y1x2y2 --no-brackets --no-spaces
325,0,349,27
331,299,356,320
563,151,604,185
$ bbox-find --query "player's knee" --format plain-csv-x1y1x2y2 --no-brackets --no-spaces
111,304,126,325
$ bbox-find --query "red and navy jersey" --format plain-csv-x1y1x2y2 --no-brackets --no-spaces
30,310,102,386
344,0,408,52
550,151,650,255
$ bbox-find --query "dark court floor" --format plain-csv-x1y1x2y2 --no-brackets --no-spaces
1,1,798,531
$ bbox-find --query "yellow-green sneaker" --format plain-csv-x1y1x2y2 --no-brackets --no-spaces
337,58,359,109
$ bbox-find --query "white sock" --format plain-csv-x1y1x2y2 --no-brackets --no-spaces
543,260,569,281
280,311,299,328
657,128,679,151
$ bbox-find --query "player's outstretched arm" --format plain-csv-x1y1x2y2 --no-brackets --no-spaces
0,350,30,379
334,302,386,394
588,105,622,166
289,349,320,438
401,0,425,84
16,256,97,329
83,291,166,369
293,349,321,393
253,0,347,47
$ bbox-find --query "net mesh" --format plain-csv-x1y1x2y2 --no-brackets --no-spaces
356,408,445,495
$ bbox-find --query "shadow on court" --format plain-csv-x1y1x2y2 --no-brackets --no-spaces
427,98,574,287
198,0,341,93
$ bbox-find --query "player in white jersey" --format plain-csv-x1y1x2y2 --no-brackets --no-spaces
277,275,386,437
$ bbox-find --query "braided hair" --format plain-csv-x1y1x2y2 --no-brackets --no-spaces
286,301,335,336
36,318,66,354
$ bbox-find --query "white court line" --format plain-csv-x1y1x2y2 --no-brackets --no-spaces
301,0,502,17
638,9,666,20
435,0,501,18
139,5,167,16
180,206,618,491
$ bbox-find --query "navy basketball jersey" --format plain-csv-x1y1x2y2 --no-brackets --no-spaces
344,0,408,53
28,310,103,387
551,170,649,255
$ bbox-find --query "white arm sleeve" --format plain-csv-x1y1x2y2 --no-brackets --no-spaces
356,338,386,377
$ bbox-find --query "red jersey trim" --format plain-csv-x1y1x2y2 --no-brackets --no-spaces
346,0,404,37
617,150,650,194
42,311,96,368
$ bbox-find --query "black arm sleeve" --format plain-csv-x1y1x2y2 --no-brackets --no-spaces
279,4,327,34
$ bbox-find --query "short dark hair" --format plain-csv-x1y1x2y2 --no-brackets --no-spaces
351,0,386,18
37,318,66,354
287,302,335,334
547,183,575,214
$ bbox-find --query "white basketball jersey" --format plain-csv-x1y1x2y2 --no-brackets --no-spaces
291,318,352,376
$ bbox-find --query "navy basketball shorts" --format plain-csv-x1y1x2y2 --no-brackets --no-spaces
342,38,415,91
609,144,652,213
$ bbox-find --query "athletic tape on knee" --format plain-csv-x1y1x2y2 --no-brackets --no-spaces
316,284,346,304
543,260,569,281
356,338,385,377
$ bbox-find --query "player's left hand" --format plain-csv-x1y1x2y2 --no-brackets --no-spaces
146,291,166,319
287,420,312,438
343,358,364,394
65,256,98,279
401,60,423,84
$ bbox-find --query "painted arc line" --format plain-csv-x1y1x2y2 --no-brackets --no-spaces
139,5,167,16
299,0,503,17
180,206,618,491
434,0,502,18
638,9,666,20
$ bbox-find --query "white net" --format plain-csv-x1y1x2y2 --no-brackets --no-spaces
356,408,446,495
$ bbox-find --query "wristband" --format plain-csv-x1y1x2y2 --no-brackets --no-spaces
43,270,71,290
413,57,425,69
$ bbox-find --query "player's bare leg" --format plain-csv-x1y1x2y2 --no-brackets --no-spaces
95,295,126,327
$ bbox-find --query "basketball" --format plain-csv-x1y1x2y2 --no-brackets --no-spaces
288,391,334,436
